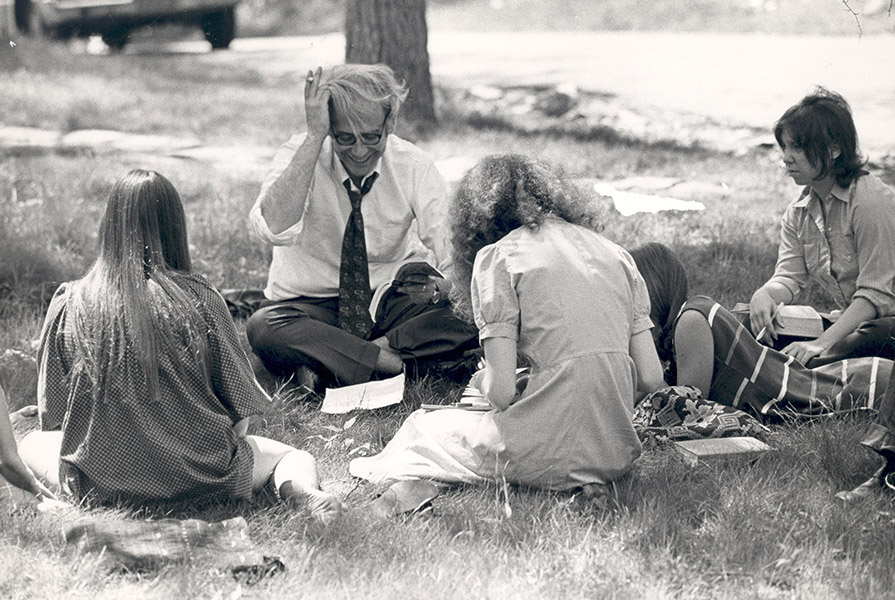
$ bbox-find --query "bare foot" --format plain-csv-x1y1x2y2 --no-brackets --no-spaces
9,405,38,426
279,482,346,524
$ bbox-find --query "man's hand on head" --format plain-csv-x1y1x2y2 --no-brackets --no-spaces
304,66,331,140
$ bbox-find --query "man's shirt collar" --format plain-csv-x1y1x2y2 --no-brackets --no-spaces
330,143,383,192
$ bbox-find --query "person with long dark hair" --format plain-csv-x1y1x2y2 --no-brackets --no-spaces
632,242,895,502
19,170,342,521
350,155,664,490
630,242,892,420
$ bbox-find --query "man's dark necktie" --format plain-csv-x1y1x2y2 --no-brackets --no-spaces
338,173,378,338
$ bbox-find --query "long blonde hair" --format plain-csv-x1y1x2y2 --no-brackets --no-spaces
64,169,209,403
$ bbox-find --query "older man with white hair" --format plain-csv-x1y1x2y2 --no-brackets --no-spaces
247,63,478,392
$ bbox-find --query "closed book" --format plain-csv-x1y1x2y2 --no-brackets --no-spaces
731,303,824,339
673,436,771,466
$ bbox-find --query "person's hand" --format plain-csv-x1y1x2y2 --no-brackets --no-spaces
468,366,486,393
8,404,37,426
232,417,253,438
304,66,331,140
782,339,827,365
0,456,57,501
395,275,443,305
750,288,783,343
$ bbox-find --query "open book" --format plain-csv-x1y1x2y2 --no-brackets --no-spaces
420,385,492,412
730,303,825,340
420,368,530,412
370,260,444,322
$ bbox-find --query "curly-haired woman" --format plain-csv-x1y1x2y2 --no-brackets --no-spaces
350,155,664,491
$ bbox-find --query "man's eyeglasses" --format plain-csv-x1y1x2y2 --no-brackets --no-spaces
331,130,384,146
330,109,390,147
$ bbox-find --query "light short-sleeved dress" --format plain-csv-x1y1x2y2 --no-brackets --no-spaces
350,220,652,490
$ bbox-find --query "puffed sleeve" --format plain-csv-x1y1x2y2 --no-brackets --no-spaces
37,285,72,431
471,243,519,342
190,277,269,422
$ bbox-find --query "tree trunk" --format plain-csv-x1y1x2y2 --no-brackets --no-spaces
0,0,21,71
345,0,436,136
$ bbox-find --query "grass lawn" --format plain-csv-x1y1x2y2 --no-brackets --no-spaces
2,32,895,600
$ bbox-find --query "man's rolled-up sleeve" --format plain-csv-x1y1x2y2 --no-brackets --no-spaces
249,137,309,246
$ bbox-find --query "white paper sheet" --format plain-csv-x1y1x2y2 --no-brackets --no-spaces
320,373,406,414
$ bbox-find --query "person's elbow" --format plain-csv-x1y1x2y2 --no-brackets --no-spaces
483,379,515,411
638,370,665,396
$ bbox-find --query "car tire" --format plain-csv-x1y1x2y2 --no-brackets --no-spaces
202,6,235,50
101,25,130,51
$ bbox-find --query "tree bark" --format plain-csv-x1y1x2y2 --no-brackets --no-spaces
345,0,437,135
0,0,21,71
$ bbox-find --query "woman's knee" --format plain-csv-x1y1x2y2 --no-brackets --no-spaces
245,435,297,489
19,431,62,487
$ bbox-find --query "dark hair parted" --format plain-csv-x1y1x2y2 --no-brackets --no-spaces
629,242,689,368
773,86,867,188
448,154,603,322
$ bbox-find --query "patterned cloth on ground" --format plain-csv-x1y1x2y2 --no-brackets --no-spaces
633,385,769,443
64,516,284,581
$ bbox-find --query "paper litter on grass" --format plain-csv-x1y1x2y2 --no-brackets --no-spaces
321,373,405,414
593,182,706,216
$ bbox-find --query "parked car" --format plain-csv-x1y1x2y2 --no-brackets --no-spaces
13,0,240,49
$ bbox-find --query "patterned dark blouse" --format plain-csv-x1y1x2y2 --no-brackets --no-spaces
38,274,267,504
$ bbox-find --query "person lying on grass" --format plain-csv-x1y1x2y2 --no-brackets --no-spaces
749,87,895,367
630,242,893,420
18,169,343,522
350,154,664,491
0,383,56,503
